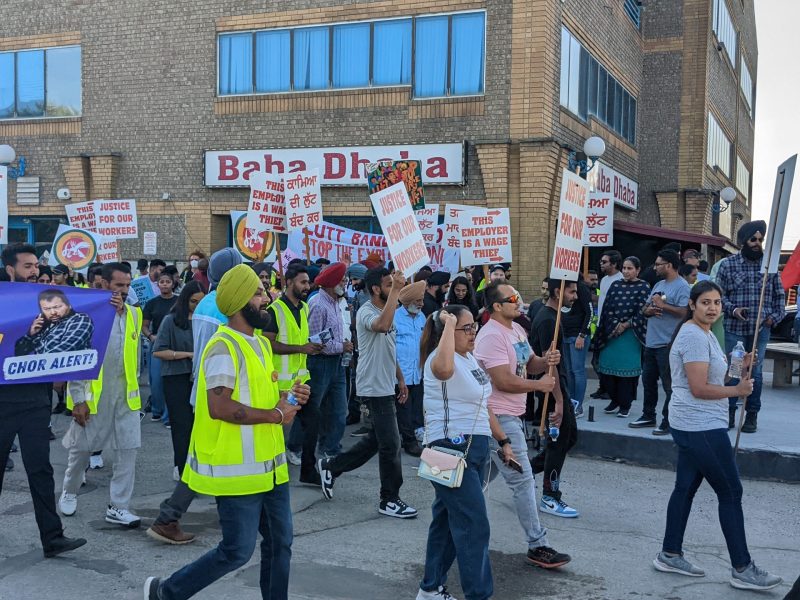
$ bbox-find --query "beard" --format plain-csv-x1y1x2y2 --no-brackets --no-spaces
378,291,389,303
741,244,763,262
242,303,271,330
435,290,446,304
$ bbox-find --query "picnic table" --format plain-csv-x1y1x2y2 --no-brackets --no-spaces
765,342,800,388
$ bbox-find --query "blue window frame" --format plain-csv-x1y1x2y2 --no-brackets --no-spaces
217,12,483,98
0,46,81,120
623,0,641,29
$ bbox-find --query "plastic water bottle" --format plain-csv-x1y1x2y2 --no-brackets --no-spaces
286,393,299,406
341,350,352,367
728,341,746,379
548,426,560,442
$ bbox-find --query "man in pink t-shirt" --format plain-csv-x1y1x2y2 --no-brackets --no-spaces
473,282,573,568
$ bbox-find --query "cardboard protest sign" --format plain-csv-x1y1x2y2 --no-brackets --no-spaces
94,199,138,239
0,166,7,245
130,276,156,305
367,160,425,210
415,203,439,245
428,225,460,276
583,193,614,247
284,169,322,231
246,172,287,233
288,221,388,263
443,204,474,250
143,232,157,255
459,208,512,266
550,169,589,280
762,154,796,274
96,236,119,264
50,225,103,274
369,182,429,275
0,282,116,384
231,210,277,263
65,200,98,231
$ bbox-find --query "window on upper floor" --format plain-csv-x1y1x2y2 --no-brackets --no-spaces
560,27,637,145
736,155,750,202
217,11,484,99
0,46,81,119
739,58,753,116
707,112,732,177
712,0,737,66
623,0,641,29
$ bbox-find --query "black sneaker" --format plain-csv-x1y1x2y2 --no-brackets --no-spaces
741,412,757,433
589,389,608,399
350,426,370,437
379,498,418,519
526,546,572,569
617,408,630,418
43,534,87,558
143,576,161,600
403,441,423,457
628,416,656,429
652,421,670,436
299,470,321,486
318,458,335,500
603,401,619,414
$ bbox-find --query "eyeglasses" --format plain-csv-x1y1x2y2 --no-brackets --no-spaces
749,236,764,243
499,294,520,305
456,323,479,335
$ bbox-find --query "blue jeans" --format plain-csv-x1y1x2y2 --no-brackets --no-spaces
421,435,493,600
563,336,589,408
642,346,672,422
149,347,168,422
663,428,751,569
724,329,770,414
159,483,293,600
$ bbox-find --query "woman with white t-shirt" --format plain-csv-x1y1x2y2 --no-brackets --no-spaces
654,281,782,592
415,305,515,600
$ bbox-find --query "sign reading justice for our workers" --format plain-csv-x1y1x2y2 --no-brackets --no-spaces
247,172,287,233
94,199,138,239
459,208,513,266
369,182,429,275
551,169,589,280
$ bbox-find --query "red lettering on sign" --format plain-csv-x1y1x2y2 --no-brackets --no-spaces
325,153,346,179
218,156,239,180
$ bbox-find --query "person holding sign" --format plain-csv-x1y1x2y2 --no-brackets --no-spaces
0,243,87,559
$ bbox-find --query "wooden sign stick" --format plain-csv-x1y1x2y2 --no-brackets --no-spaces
539,278,566,436
304,228,312,266
275,234,285,281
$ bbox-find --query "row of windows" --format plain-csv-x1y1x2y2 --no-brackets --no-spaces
0,46,82,119
623,0,641,29
707,113,731,177
560,27,637,145
739,58,753,114
218,12,485,98
735,155,750,201
712,0,737,65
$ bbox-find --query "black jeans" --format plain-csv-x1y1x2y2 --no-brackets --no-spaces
606,375,639,411
163,373,194,473
532,392,578,502
642,345,672,422
0,403,64,545
396,383,423,446
328,395,402,501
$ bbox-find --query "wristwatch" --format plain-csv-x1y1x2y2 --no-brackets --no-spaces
498,438,511,447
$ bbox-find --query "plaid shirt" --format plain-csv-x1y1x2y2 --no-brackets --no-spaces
307,290,344,355
16,312,94,355
716,253,785,336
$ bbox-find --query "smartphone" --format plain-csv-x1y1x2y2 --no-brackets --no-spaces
497,448,524,473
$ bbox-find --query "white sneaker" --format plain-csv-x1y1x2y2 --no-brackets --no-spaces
287,450,302,466
59,491,78,516
173,466,180,481
539,495,580,518
105,504,141,528
89,454,104,469
417,586,459,600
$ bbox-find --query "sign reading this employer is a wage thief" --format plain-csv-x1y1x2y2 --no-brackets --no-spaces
65,200,98,231
247,172,287,233
284,169,322,231
551,169,589,280
459,208,512,266
369,182,429,275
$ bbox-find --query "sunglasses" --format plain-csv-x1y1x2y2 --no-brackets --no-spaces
456,323,479,334
749,236,763,243
499,294,521,305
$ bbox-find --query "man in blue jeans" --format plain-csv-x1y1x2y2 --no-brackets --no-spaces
629,250,690,435
716,220,785,433
560,277,593,418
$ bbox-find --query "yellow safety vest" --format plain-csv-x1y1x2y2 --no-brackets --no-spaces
183,326,288,496
268,298,310,390
66,306,142,413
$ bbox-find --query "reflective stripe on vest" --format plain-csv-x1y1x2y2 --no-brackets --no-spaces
268,298,310,389
183,327,288,496
66,306,142,413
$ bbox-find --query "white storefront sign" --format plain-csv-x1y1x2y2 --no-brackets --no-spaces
592,161,638,210
204,143,465,187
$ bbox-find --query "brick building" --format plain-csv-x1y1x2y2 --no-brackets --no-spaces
0,0,757,297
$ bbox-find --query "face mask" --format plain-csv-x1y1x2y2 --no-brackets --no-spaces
190,260,199,269
406,304,421,315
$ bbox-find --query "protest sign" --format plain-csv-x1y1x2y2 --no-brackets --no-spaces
96,236,119,263
762,154,796,274
130,276,156,305
288,221,388,263
369,183,429,275
550,169,589,280
0,282,116,384
94,199,138,239
50,225,101,274
415,203,440,245
143,231,157,255
231,210,277,263
367,160,425,210
247,172,287,234
443,204,474,250
40,250,51,266
284,169,322,231
65,200,98,231
428,225,460,276
459,208,512,266
0,166,7,244
583,193,614,246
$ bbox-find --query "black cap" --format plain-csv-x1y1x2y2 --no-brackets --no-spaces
428,271,450,286
53,264,70,275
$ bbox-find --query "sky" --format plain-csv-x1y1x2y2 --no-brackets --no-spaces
752,0,799,250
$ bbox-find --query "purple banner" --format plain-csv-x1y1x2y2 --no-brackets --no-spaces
0,282,116,384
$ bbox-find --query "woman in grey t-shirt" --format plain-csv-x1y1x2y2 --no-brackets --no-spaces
654,281,781,591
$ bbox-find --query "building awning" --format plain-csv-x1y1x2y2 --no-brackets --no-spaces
614,220,729,247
